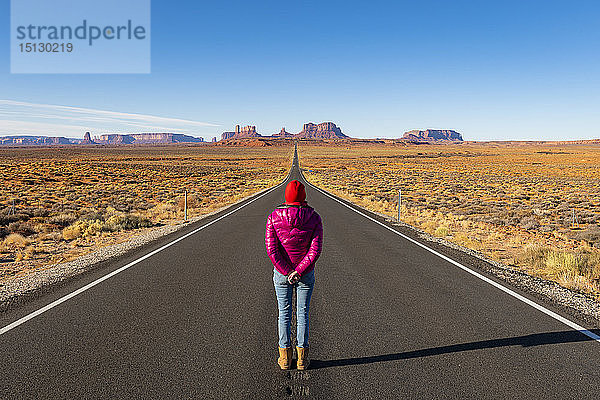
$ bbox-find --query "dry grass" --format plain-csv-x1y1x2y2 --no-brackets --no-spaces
300,141,600,298
517,245,600,294
0,144,291,280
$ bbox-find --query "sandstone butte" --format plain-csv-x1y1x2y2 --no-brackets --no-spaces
3,126,475,146
220,123,469,143
402,129,463,142
220,122,349,141
0,132,205,145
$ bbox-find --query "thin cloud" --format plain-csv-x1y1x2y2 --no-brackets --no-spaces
0,100,219,138
0,120,93,137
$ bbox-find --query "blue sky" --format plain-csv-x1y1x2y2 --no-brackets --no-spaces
1,0,599,141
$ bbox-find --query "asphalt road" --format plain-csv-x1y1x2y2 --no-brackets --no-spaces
1,145,600,399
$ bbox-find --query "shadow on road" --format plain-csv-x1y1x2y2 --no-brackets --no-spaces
310,330,600,370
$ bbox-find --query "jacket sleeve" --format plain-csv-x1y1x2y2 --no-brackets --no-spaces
295,214,323,276
265,213,293,275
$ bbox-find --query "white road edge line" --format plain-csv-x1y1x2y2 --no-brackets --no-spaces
0,179,288,337
303,176,600,343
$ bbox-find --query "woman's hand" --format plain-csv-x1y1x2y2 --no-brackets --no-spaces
287,271,300,284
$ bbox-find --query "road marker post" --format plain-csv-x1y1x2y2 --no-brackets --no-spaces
571,209,579,229
184,190,188,222
398,189,401,221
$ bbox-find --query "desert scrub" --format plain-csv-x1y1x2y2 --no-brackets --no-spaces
572,225,600,248
518,245,600,295
49,212,78,227
1,233,30,250
0,144,292,279
300,141,600,299
106,214,152,230
434,226,449,237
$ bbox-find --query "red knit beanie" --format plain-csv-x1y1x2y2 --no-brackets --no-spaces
285,180,306,205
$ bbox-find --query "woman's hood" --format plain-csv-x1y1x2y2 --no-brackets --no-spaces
275,205,315,228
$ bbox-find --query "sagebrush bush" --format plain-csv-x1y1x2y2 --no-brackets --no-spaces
518,245,600,288
62,213,152,240
572,225,600,247
39,232,62,241
105,214,152,231
0,213,24,226
3,233,30,248
23,245,36,259
33,208,49,218
8,221,36,236
148,202,179,221
544,251,587,278
519,216,540,230
78,210,105,222
84,220,106,236
62,223,83,240
177,194,201,210
435,226,449,237
49,213,77,227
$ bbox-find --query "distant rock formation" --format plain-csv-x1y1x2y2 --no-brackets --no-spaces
82,131,96,145
296,122,348,139
272,127,293,138
402,129,463,142
221,124,262,140
211,137,217,142
0,132,205,146
0,135,75,145
238,125,259,138
221,131,235,140
221,121,349,141
95,133,204,144
96,134,135,144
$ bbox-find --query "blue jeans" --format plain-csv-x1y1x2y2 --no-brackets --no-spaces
273,268,315,348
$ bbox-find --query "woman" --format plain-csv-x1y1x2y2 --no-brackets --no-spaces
265,180,323,370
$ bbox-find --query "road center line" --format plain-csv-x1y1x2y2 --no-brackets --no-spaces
302,175,600,343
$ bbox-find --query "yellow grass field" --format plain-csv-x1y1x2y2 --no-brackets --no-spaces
0,145,291,281
300,141,600,298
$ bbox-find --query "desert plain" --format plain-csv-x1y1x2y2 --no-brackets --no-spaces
1,140,600,299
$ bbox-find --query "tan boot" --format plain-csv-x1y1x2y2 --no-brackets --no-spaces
296,346,310,370
277,347,292,370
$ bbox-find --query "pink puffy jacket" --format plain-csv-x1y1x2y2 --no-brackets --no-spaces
265,204,323,276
